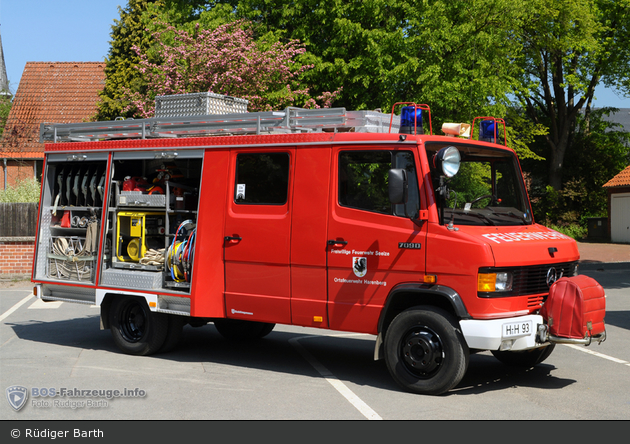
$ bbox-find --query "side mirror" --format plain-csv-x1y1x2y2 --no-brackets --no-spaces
389,169,408,204
433,146,461,178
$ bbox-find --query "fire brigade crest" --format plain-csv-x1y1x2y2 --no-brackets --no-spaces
353,257,367,278
6,385,28,411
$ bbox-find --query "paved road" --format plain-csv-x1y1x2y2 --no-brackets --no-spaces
1,268,629,422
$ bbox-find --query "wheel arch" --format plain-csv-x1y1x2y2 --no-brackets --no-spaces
100,293,114,330
374,283,470,360
98,291,157,330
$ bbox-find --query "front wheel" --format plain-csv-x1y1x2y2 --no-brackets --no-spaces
384,306,469,395
491,344,555,368
109,297,168,356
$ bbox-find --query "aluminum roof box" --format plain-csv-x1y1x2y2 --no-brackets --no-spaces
155,92,248,118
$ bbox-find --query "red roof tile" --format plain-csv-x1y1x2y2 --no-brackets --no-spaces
603,165,630,188
0,62,105,156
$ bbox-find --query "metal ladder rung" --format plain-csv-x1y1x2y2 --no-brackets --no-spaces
40,107,400,143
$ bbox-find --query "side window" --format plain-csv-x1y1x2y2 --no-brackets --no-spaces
235,153,290,205
338,150,420,217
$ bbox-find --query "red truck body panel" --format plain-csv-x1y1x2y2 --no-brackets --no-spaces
33,124,584,333
31,104,605,395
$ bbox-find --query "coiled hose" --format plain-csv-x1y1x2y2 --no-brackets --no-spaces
165,220,196,283
48,218,98,281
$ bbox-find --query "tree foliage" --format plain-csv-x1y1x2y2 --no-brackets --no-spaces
98,1,630,229
122,20,341,118
0,96,11,139
95,0,159,120
192,0,529,123
525,108,630,224
513,0,630,190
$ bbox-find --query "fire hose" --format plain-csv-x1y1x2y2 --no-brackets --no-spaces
165,220,196,283
48,218,98,281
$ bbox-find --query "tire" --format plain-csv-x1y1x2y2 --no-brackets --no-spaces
109,297,168,356
158,315,186,353
384,306,469,395
214,319,275,340
257,322,276,338
491,344,555,368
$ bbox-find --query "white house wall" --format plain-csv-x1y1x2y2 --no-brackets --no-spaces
611,192,630,243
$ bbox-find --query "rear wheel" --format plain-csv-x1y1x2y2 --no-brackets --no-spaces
384,306,469,395
214,319,275,340
491,344,555,367
109,297,168,355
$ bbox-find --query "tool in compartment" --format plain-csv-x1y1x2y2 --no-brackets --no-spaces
115,211,166,265
166,219,196,283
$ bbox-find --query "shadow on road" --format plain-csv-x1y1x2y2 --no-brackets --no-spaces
453,353,575,395
579,269,630,290
602,310,630,331
7,316,577,397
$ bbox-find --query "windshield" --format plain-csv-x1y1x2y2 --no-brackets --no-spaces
426,142,533,226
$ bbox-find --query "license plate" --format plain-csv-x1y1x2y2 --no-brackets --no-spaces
503,320,532,338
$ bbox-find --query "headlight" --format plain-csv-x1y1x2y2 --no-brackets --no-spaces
478,272,513,292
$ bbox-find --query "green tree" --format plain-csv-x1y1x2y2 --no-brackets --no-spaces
0,95,11,139
166,0,530,124
524,107,630,225
145,0,215,27
95,0,159,120
513,0,630,190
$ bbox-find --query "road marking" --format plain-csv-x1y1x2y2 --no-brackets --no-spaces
28,299,63,309
563,344,630,367
0,294,34,323
289,335,382,420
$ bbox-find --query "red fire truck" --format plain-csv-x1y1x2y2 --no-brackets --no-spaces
32,94,606,395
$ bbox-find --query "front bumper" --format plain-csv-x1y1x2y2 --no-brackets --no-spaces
460,315,543,351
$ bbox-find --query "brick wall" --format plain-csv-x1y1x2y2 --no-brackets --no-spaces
0,160,36,189
0,237,34,279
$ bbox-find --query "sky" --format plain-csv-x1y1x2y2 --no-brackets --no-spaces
1,0,629,109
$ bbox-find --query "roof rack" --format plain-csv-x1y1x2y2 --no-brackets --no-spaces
40,107,401,143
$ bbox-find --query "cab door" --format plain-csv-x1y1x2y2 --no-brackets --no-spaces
223,149,294,324
327,147,428,333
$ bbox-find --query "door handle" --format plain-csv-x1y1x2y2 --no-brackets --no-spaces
224,235,242,242
327,239,348,247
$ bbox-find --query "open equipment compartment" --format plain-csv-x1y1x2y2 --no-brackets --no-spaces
99,149,203,293
33,152,108,285
33,153,108,284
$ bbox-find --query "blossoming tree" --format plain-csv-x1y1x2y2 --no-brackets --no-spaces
123,20,340,118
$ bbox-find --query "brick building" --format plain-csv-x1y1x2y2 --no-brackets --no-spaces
1,62,105,279
0,62,105,189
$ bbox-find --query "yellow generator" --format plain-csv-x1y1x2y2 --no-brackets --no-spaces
116,211,165,262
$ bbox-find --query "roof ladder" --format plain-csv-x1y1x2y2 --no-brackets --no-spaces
40,108,401,143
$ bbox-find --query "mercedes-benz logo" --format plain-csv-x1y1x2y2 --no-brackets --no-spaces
546,267,563,287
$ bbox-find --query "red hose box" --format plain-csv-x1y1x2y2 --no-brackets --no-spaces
540,275,606,340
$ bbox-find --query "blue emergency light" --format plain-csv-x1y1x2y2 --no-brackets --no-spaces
400,106,423,135
480,120,495,142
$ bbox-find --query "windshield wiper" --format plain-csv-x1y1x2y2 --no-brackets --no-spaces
451,209,494,225
485,209,529,224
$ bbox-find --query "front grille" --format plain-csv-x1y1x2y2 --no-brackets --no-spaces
479,261,578,298
527,294,545,309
